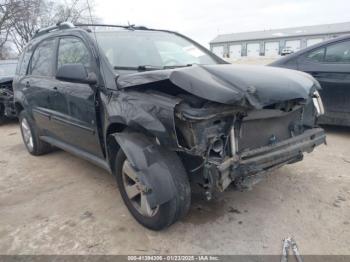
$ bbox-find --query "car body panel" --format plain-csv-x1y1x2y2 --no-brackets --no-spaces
117,64,318,109
270,35,350,126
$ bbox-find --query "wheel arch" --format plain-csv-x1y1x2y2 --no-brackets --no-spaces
14,102,24,115
112,131,188,208
105,121,161,172
105,122,128,173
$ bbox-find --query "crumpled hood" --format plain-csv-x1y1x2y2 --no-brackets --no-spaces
116,64,318,109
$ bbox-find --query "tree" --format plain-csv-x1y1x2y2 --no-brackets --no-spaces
1,0,97,53
0,0,15,56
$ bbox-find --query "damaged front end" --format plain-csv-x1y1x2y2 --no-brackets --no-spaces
174,95,325,196
115,64,326,198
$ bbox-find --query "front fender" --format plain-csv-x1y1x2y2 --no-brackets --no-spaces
112,131,186,208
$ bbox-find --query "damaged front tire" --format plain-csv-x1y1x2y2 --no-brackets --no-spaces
115,148,191,230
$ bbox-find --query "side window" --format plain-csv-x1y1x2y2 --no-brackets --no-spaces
57,37,91,71
324,41,350,63
30,39,56,76
306,48,325,62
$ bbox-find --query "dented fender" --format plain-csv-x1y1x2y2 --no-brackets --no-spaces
112,131,186,208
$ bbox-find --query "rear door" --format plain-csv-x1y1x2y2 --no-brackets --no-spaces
21,38,64,135
54,36,103,158
297,40,350,121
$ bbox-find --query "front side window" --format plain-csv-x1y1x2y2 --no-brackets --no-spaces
95,30,217,69
324,41,350,63
30,39,56,76
57,37,91,71
306,48,325,62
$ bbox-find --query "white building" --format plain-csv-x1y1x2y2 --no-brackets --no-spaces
210,22,350,59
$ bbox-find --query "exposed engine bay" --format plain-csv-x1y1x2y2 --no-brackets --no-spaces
173,94,325,197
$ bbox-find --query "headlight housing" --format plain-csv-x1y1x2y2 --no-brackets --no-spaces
312,90,325,116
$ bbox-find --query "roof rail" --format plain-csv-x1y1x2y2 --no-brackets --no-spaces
33,22,75,38
75,23,149,30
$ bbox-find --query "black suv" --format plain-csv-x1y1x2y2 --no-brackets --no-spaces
13,22,326,230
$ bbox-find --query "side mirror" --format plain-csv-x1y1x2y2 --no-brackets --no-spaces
56,64,97,85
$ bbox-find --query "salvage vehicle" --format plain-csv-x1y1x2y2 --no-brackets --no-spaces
270,35,350,126
13,22,326,230
0,60,17,124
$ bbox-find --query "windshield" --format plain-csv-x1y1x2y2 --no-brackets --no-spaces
0,63,17,76
95,30,218,70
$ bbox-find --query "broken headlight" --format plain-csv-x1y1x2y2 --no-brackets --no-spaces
312,90,325,116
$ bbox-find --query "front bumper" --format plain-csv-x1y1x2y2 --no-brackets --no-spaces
217,128,326,190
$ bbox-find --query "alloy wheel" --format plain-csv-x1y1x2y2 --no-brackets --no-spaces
122,160,159,217
21,118,34,151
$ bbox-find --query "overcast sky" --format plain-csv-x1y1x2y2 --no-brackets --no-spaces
95,0,350,47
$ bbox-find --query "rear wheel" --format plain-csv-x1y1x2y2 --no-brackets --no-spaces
0,104,5,125
19,111,52,155
115,149,191,230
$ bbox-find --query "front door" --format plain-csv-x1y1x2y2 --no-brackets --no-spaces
54,36,103,158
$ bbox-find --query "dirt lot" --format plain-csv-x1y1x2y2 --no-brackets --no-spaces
0,119,350,255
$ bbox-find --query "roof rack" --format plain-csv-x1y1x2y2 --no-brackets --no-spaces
32,22,152,39
33,22,75,38
75,23,149,30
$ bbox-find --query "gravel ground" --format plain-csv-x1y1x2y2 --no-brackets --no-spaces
0,119,349,255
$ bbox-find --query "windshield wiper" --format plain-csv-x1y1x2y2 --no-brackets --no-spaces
113,65,163,71
163,64,196,69
113,64,196,71
137,65,163,71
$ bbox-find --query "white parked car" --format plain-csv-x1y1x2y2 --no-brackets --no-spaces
281,47,294,56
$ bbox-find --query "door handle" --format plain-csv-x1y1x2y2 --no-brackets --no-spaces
53,86,58,91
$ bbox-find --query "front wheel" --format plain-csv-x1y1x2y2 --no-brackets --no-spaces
115,149,191,230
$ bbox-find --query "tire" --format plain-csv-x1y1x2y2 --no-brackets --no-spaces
19,111,52,156
115,149,191,230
